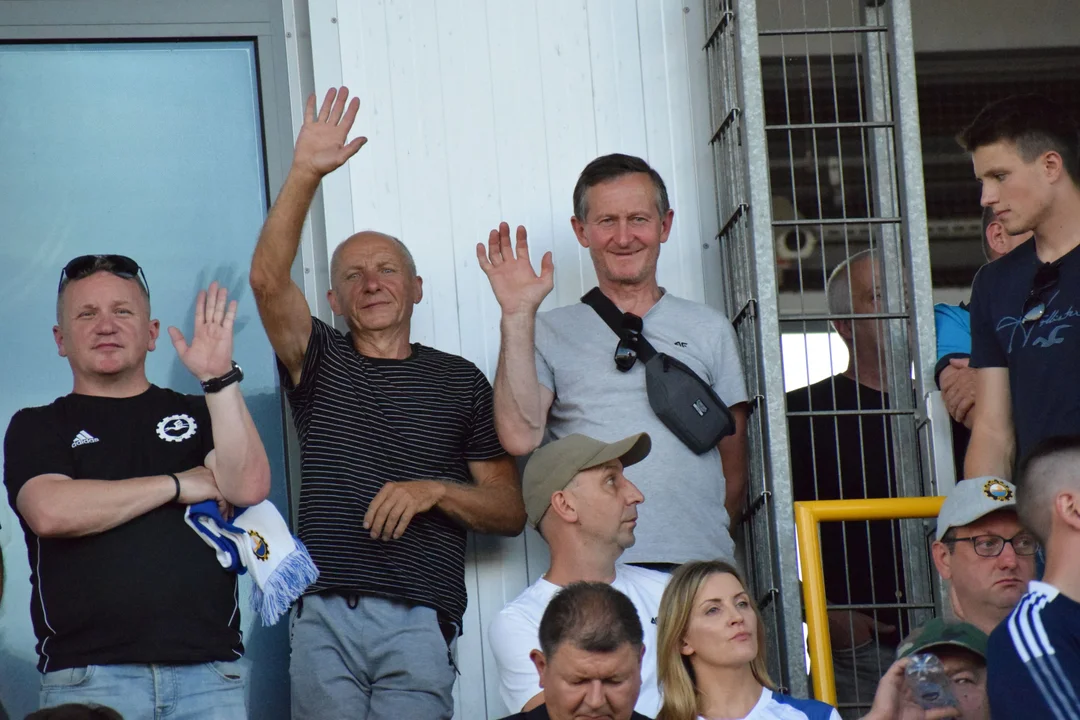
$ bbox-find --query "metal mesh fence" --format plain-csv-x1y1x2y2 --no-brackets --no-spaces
764,48,1080,290
705,0,804,696
705,0,947,714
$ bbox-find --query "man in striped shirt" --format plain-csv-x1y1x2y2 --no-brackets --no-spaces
987,434,1080,718
250,86,527,720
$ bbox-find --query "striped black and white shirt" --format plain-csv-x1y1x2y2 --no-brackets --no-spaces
988,580,1080,719
282,318,506,628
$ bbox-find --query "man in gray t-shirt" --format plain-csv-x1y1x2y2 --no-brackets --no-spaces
476,153,749,564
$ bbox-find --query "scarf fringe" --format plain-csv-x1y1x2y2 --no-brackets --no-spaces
250,538,319,626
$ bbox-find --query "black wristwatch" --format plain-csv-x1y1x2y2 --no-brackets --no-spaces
201,361,244,394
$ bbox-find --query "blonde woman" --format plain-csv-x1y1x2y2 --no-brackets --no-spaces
656,560,840,720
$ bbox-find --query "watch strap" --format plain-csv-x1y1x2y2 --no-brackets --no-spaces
201,361,243,394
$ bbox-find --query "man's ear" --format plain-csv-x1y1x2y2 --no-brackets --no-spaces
549,490,578,525
985,221,1008,259
832,318,853,343
1043,150,1065,185
571,215,589,249
659,208,674,244
530,649,547,687
413,275,424,305
326,288,342,317
53,325,67,358
1055,490,1080,532
147,319,160,352
932,540,953,581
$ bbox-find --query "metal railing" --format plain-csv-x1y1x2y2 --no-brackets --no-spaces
704,0,953,709
794,497,946,704
705,0,804,695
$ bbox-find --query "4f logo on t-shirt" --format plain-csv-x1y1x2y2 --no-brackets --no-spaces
156,414,197,443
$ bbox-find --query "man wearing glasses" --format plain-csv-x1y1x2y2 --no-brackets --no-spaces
478,153,749,572
931,476,1037,635
3,255,270,717
960,94,1080,479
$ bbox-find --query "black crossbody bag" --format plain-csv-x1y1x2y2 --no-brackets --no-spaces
582,287,735,454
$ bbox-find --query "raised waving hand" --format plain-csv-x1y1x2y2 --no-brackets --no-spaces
476,222,554,316
169,281,236,382
293,86,368,179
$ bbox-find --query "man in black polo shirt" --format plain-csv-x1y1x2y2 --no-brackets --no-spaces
3,256,271,717
786,249,904,718
250,86,526,719
961,94,1080,479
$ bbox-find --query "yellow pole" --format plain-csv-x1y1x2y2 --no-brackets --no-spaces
793,497,945,707
795,501,836,705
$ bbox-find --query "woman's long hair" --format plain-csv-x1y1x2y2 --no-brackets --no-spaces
655,560,775,720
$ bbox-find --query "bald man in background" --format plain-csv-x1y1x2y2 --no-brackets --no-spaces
250,86,525,719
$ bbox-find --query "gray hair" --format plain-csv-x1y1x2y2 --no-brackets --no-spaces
330,232,417,287
825,249,878,316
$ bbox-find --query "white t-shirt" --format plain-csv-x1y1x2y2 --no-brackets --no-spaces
696,687,841,720
535,294,749,564
488,564,669,717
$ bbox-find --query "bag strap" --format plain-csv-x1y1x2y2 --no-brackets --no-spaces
581,287,625,334
581,287,657,362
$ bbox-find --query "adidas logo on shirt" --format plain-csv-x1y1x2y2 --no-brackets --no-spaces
71,430,99,448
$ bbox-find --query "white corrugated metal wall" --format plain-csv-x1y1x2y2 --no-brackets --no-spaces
305,0,721,716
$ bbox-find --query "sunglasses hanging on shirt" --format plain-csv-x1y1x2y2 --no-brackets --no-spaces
614,313,644,372
583,288,735,454
1020,259,1061,325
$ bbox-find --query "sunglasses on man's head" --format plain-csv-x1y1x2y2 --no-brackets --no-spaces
1020,259,1061,325
58,254,150,297
614,313,644,373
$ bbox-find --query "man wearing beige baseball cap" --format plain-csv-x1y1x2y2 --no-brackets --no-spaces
488,432,669,718
931,476,1037,634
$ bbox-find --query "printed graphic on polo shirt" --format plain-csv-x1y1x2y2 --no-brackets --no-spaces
156,414,197,443
996,291,1078,353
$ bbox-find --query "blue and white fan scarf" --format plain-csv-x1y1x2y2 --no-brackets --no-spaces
185,500,318,626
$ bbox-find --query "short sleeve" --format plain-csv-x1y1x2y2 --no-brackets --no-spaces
4,408,74,507
488,609,543,713
933,303,972,386
934,303,972,360
464,370,508,461
534,315,555,394
969,269,1007,369
278,316,333,404
710,318,749,406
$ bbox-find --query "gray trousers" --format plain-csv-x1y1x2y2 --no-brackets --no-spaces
289,592,456,720
832,641,896,720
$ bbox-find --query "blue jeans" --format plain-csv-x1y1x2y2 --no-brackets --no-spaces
289,593,456,720
39,661,247,719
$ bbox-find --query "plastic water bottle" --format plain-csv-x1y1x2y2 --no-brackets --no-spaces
903,653,958,710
